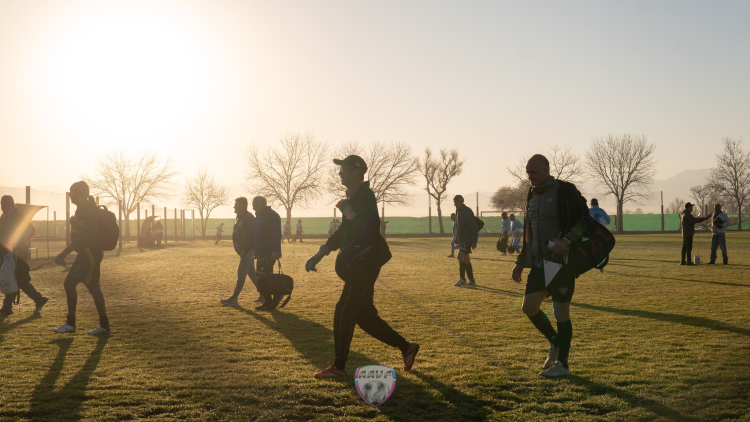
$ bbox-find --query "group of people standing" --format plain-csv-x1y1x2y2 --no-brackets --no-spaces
680,202,730,265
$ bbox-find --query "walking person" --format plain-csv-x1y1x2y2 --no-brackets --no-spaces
708,204,729,265
453,195,478,286
305,155,419,378
215,222,224,245
680,202,709,265
380,217,389,240
220,198,257,307
293,219,304,243
448,213,457,258
588,198,611,226
52,181,110,335
283,220,292,243
153,218,163,245
511,155,589,377
252,196,282,310
508,214,523,254
499,212,510,256
0,195,49,318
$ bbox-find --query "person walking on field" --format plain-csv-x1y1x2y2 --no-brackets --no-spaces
215,222,224,245
448,213,457,258
220,198,257,307
508,214,523,254
52,181,110,335
0,195,49,318
305,155,419,379
283,220,292,243
511,155,589,377
453,195,478,286
499,212,510,256
153,218,163,245
708,203,729,265
293,219,304,243
252,196,282,310
680,202,709,266
588,199,611,226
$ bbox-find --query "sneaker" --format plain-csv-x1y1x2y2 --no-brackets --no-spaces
454,278,466,286
707,261,716,265
543,343,559,369
254,294,266,303
540,361,569,377
403,343,420,371
314,362,347,379
220,296,239,307
466,279,476,286
255,303,276,311
0,308,12,317
87,326,111,335
686,262,695,266
52,323,76,333
501,253,507,256
680,262,686,265
724,261,729,265
34,297,49,313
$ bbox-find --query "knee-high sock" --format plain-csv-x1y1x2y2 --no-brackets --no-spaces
556,320,572,368
528,310,558,346
465,263,474,280
459,261,466,279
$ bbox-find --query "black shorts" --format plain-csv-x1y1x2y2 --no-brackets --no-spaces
524,265,575,303
65,248,103,286
459,242,473,254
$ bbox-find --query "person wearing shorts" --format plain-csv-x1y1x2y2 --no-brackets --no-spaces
453,195,478,286
511,155,588,378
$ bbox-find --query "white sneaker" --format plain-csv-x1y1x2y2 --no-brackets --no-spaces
52,323,76,334
540,361,569,377
220,297,239,306
87,326,111,335
543,343,559,369
454,278,467,286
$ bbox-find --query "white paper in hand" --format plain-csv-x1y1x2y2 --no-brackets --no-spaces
543,260,563,287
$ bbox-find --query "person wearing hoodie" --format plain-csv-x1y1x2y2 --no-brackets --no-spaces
680,202,709,265
588,199,611,226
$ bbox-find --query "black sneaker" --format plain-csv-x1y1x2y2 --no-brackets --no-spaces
707,261,716,265
0,308,13,317
686,262,695,266
34,297,49,313
680,262,686,265
723,261,728,265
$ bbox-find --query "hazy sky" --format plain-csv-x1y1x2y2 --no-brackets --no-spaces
1,0,749,212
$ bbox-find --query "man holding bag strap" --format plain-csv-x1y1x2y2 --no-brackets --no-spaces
305,155,419,379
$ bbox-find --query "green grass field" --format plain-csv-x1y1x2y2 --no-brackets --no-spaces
1,233,749,421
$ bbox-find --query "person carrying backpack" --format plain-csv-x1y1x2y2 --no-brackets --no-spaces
304,155,419,379
53,181,111,335
453,195,479,286
511,155,589,378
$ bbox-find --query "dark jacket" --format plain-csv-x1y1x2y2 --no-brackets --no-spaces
253,207,282,258
681,211,708,238
516,180,589,267
455,205,478,245
232,211,255,255
325,181,380,253
69,198,101,253
0,206,35,257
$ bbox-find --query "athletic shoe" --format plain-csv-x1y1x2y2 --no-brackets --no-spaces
255,303,276,311
724,261,729,265
0,308,12,317
686,262,695,266
403,343,420,371
34,297,49,313
707,261,716,265
466,279,476,286
501,253,507,256
680,262,686,265
540,361,569,377
52,323,76,333
254,294,266,303
314,362,347,379
454,278,466,286
543,343,559,369
220,296,239,307
87,326,111,335
447,255,455,258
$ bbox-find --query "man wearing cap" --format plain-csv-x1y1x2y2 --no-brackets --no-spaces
52,181,111,335
588,199,611,226
680,202,710,266
305,155,419,379
453,195,478,286
0,195,49,317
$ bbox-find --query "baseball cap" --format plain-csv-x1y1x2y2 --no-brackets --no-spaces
685,202,694,207
333,155,367,173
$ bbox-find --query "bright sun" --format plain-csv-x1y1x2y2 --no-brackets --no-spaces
34,2,216,149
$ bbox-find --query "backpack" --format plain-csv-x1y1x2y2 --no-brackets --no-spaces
566,219,616,276
97,205,120,251
256,261,294,308
475,217,485,231
335,233,391,282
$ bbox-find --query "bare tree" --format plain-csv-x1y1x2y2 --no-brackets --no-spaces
244,132,329,223
489,183,526,211
507,145,583,186
708,137,750,230
666,197,685,215
585,134,657,233
689,184,715,215
418,148,465,234
86,151,177,236
183,168,230,237
327,141,419,215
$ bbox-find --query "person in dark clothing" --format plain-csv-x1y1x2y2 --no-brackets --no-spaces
511,155,589,377
305,155,419,379
680,202,709,265
220,198,257,307
453,195,478,286
53,181,110,335
0,195,49,317
252,196,282,310
153,219,163,245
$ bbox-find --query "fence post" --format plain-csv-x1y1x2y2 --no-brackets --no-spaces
174,208,177,242
53,211,57,238
164,207,168,244
95,196,99,206
65,192,71,245
118,203,123,251
428,192,432,235
181,210,186,240
191,210,195,239
660,191,665,232
137,205,141,240
26,186,31,254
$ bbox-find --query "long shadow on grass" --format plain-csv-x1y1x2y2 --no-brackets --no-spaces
572,302,750,336
238,308,494,421
566,374,699,422
0,313,40,343
607,271,749,288
27,336,109,421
